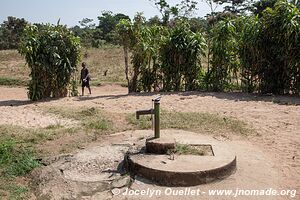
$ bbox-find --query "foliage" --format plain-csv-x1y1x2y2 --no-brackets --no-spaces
136,25,167,92
205,0,300,95
160,21,206,91
116,18,135,92
117,13,162,93
19,23,81,100
70,18,103,48
239,1,300,94
150,0,198,24
117,16,206,93
0,17,28,50
252,0,278,16
238,16,262,92
258,0,300,94
208,19,239,91
175,144,205,155
69,12,130,47
70,79,79,96
97,11,130,44
215,0,253,15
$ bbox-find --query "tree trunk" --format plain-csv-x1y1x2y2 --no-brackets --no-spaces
123,46,130,93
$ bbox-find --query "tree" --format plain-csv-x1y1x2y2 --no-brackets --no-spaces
117,13,148,93
19,24,81,100
189,17,208,32
238,16,262,92
215,0,253,15
0,16,28,49
79,18,96,29
252,0,278,16
150,0,198,25
116,19,133,92
147,15,162,25
238,0,300,94
256,0,300,94
97,11,130,44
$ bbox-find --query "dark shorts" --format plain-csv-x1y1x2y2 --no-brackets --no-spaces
82,79,90,87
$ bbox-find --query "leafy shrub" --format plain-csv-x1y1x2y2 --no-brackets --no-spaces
239,1,300,94
160,21,206,91
208,19,239,92
19,23,81,100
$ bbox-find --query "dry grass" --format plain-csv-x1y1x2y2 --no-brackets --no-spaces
81,47,127,86
43,106,114,131
128,111,252,136
0,50,29,84
0,47,127,87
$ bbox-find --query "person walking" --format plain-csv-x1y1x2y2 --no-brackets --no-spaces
80,62,91,96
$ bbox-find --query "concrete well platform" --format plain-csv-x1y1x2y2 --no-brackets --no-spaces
126,130,237,186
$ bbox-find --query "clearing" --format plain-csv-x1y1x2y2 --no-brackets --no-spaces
0,84,299,199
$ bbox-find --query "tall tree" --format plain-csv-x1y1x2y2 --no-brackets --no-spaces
150,0,198,25
0,16,28,50
252,0,278,16
79,18,96,29
215,0,253,15
97,11,130,43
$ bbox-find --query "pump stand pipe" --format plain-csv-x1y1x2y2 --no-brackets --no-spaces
153,97,160,138
135,96,161,138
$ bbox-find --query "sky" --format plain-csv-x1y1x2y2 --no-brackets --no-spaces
0,0,223,27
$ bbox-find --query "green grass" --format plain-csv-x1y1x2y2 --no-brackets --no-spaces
0,124,77,145
0,77,28,86
0,139,40,177
128,111,251,135
81,47,127,84
0,124,80,199
175,144,205,156
85,119,111,130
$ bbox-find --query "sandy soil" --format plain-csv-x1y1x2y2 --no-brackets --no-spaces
31,130,293,200
0,84,299,199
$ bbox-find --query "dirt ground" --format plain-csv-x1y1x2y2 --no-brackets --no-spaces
0,84,299,199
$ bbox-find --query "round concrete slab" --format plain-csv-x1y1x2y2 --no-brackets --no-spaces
126,130,237,186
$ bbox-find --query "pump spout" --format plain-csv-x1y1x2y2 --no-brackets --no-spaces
136,109,154,119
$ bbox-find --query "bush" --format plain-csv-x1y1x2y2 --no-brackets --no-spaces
208,19,239,92
239,1,300,94
19,24,81,101
160,21,206,91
